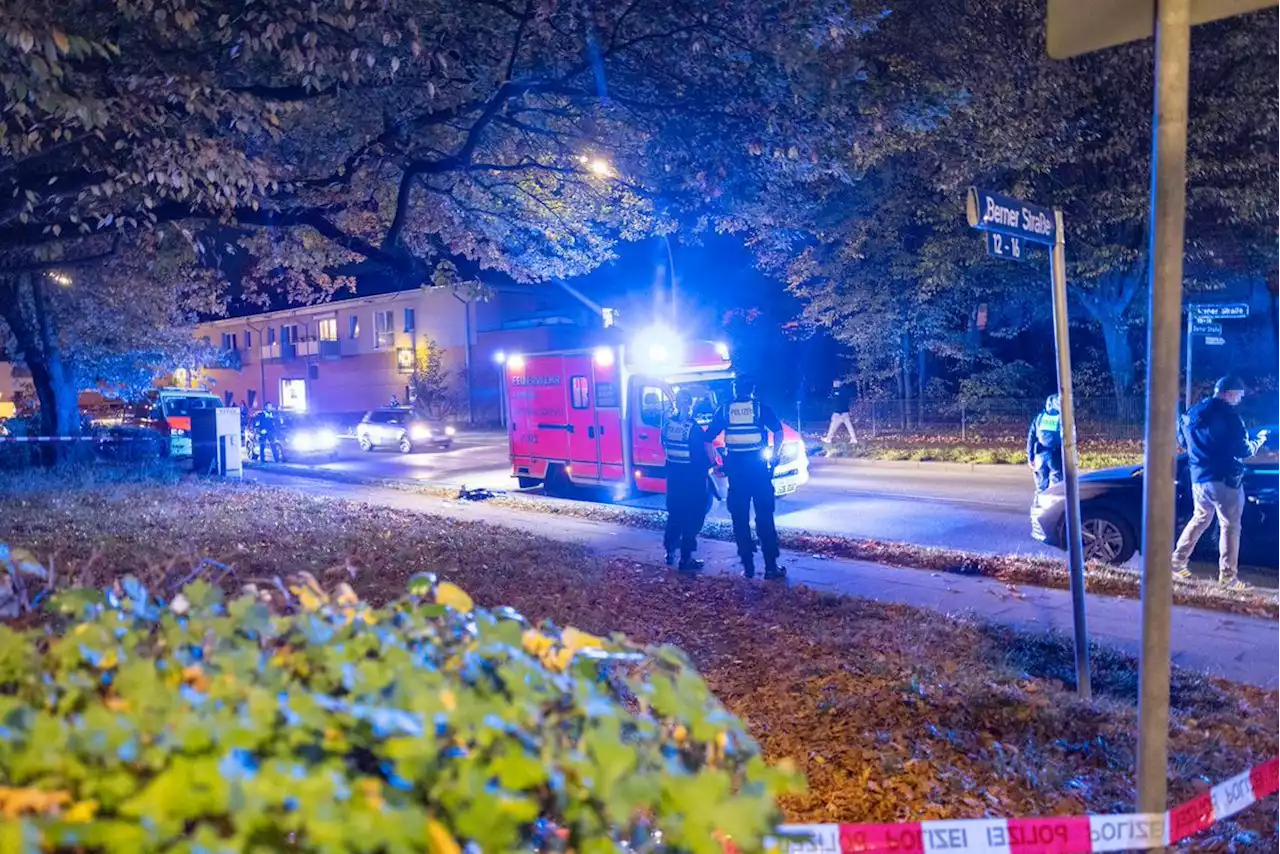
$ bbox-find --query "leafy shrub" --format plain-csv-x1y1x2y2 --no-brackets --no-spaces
0,572,799,852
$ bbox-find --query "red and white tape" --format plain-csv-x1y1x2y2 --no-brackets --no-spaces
769,758,1277,854
0,435,143,442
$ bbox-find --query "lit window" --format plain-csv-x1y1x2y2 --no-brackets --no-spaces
571,376,590,409
375,310,394,349
318,318,338,342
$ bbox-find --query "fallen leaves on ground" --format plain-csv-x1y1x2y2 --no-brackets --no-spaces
0,481,1275,850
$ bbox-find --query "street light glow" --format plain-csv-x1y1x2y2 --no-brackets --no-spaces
586,157,614,178
493,350,506,365
48,272,73,287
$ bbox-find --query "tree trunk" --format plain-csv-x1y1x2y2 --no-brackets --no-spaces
1099,321,1136,404
917,346,927,426
900,330,913,430
1077,268,1143,405
0,273,80,463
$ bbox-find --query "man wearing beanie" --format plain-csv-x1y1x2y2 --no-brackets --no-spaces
1171,375,1269,588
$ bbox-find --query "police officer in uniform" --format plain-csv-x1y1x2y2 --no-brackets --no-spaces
708,377,785,579
661,389,714,573
1026,393,1063,492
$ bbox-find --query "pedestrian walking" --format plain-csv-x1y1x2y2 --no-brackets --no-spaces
707,377,785,579
1171,375,1268,588
661,389,714,573
1027,394,1064,492
821,379,858,444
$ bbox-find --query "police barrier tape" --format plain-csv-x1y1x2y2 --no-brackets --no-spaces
0,435,147,442
766,758,1276,854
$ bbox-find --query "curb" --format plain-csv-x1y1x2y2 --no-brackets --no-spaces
811,456,1030,477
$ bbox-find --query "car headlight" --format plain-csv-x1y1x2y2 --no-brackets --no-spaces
762,446,773,461
444,425,456,436
315,429,337,449
778,440,802,464
291,432,316,452
410,425,431,441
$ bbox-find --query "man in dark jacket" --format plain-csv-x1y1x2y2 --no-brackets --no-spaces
1171,375,1268,587
1026,394,1063,492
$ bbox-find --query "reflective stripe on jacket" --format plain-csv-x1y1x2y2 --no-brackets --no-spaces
662,417,695,463
723,400,765,453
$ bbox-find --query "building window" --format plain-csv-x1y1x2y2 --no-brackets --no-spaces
267,328,276,346
318,318,338,342
281,324,299,344
571,376,590,409
244,329,252,348
221,333,238,351
349,315,360,340
404,307,415,333
280,379,307,412
375,310,394,349
396,348,415,374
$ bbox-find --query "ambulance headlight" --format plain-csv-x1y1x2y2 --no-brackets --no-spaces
410,425,432,441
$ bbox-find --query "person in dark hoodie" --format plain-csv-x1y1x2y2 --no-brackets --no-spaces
1171,375,1269,588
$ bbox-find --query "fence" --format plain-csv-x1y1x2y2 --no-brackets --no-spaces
792,396,1280,444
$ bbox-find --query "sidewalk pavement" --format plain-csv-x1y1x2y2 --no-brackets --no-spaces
812,456,1029,477
252,470,1278,689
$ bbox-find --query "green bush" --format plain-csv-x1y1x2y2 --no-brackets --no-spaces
0,572,800,853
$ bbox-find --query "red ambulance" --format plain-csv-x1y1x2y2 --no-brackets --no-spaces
503,336,810,499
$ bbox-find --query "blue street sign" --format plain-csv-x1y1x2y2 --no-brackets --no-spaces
1191,303,1249,320
985,231,1026,261
1204,336,1226,346
1190,321,1221,335
966,188,1056,245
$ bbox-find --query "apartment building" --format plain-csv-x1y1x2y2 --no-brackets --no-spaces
194,287,473,417
193,283,601,421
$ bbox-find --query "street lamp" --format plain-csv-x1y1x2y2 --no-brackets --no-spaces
492,351,507,427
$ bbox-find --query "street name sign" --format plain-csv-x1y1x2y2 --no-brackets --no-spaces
1047,0,1277,59
1190,321,1222,335
1204,336,1226,346
1192,303,1249,320
985,231,1025,261
966,188,1056,245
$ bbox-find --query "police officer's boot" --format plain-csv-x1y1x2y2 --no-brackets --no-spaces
678,553,704,574
665,550,678,567
763,558,785,581
742,556,755,579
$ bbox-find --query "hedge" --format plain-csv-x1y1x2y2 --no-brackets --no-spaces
0,567,800,853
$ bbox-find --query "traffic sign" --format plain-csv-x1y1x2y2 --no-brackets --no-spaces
1205,336,1226,346
1190,321,1222,335
1191,303,1249,320
966,188,1056,245
1047,0,1277,59
985,231,1026,261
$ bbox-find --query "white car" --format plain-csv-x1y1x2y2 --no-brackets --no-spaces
356,407,455,454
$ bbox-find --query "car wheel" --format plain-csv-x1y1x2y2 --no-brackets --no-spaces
1077,508,1137,565
358,434,373,452
397,434,413,454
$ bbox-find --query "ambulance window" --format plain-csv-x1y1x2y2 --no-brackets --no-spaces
639,386,667,427
570,376,590,409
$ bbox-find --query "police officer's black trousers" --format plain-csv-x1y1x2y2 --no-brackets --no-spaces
725,460,779,562
664,464,708,558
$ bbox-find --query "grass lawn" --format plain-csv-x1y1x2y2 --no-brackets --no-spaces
0,478,1276,847
818,435,1145,470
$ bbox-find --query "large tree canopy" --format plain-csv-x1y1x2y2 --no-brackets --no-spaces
736,0,1278,404
0,0,873,435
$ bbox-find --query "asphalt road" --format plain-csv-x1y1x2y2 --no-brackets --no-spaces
274,431,1275,587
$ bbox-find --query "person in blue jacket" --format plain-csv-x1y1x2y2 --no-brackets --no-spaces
1172,375,1268,588
1026,394,1063,492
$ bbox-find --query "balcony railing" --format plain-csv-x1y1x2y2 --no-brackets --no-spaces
259,342,297,361
319,339,341,357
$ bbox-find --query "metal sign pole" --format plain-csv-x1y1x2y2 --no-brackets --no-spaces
1184,317,1193,412
1137,0,1191,832
1049,209,1092,700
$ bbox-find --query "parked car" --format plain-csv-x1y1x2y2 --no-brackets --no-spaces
1030,428,1278,567
247,413,339,463
356,407,455,453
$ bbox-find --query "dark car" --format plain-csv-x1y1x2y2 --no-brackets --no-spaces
1030,428,1278,567
247,413,340,463
355,407,455,453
